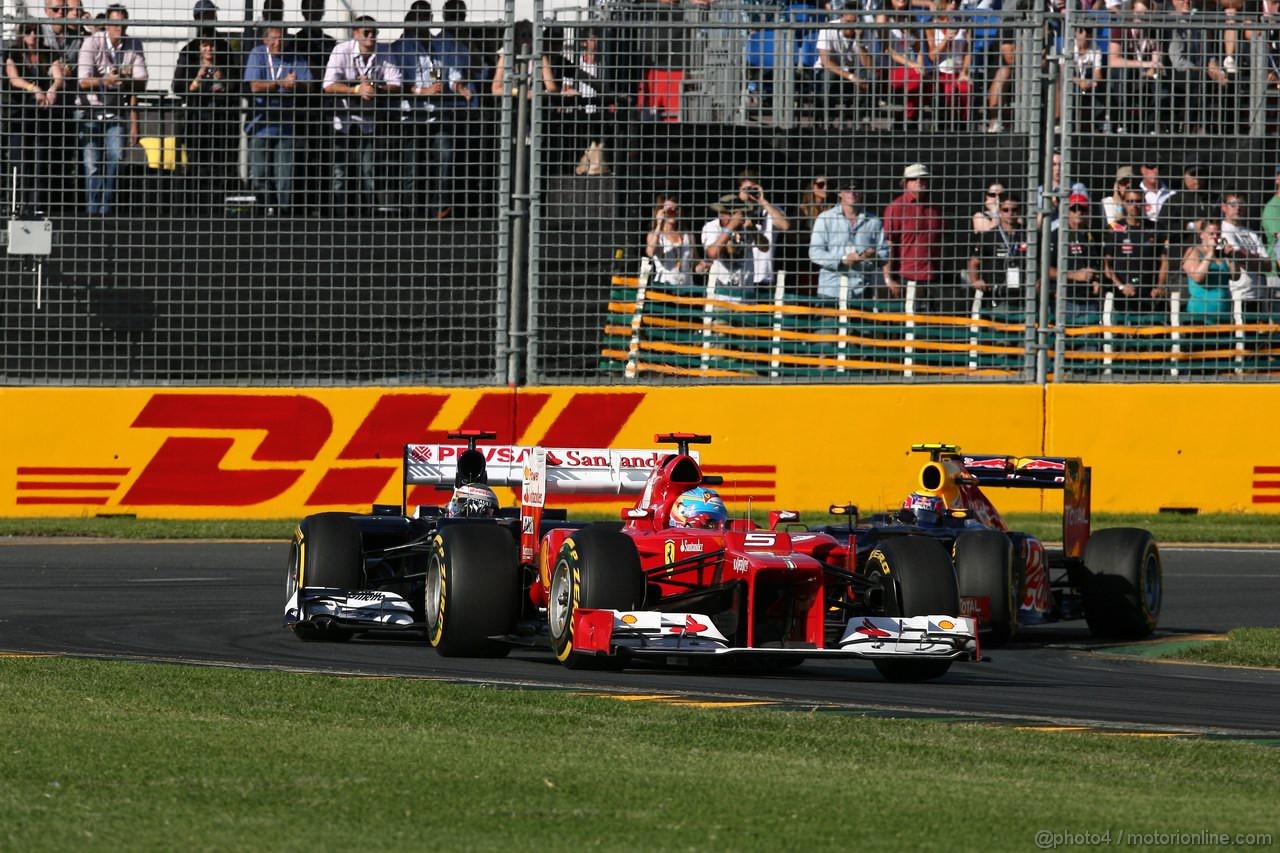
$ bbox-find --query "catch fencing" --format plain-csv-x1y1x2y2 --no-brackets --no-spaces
1,0,1278,385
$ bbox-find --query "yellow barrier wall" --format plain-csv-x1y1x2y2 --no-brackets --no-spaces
0,385,1273,517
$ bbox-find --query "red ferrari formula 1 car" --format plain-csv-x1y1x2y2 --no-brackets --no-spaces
812,444,1162,645
285,432,981,682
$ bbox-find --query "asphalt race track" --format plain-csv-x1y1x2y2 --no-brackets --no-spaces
2,540,1278,738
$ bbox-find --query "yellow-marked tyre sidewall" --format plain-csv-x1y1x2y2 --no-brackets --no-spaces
426,533,447,648
549,542,582,662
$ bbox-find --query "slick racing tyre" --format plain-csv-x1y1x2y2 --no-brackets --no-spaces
865,537,959,683
290,512,363,642
1082,528,1162,640
425,524,519,658
548,524,645,670
953,529,1018,647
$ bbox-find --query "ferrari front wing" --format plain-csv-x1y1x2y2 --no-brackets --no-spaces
567,610,980,662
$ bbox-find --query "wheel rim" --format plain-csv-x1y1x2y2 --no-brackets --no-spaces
424,554,443,628
548,560,572,640
1141,549,1161,616
286,540,301,600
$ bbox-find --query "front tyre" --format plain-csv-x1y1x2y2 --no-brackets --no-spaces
425,524,519,657
289,513,363,642
1082,528,1162,639
548,525,645,669
865,537,958,683
953,529,1018,646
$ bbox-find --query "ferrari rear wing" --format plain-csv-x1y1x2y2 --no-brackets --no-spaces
913,444,1092,559
402,443,697,503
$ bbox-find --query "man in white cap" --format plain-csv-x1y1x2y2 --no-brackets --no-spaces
883,163,945,311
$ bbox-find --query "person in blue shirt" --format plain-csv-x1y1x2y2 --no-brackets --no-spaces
244,24,312,214
808,178,889,301
429,0,476,219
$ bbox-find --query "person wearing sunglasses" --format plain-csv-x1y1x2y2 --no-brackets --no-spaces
1049,193,1104,323
323,16,403,216
972,182,1005,234
1103,188,1169,313
967,192,1029,311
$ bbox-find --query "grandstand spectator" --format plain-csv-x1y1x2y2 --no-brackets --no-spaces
244,24,312,215
700,192,760,300
392,3,447,218
645,196,697,286
817,1,873,130
736,171,791,288
1220,191,1273,313
880,0,926,124
967,192,1029,310
322,17,403,217
883,163,945,311
1139,161,1172,223
793,175,831,295
1219,0,1243,78
1161,164,1213,255
40,0,83,217
1181,218,1237,324
491,19,555,99
1049,192,1105,322
1107,0,1168,135
928,0,972,129
1262,166,1280,281
429,0,478,218
1103,187,1169,314
5,22,63,214
1167,0,1228,136
172,5,241,203
554,27,612,176
808,178,889,301
76,3,147,216
291,0,336,217
1068,26,1104,133
1103,165,1135,230
983,2,1019,133
973,181,1004,233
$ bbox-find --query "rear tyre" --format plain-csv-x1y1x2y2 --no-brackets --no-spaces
865,537,958,682
1082,528,1162,639
290,513,363,642
425,524,519,657
953,529,1018,646
548,525,645,670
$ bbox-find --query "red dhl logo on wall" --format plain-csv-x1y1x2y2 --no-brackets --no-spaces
1253,466,1280,505
12,391,777,511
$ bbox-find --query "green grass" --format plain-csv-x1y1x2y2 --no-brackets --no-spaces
0,657,1276,851
1169,628,1280,669
3,512,1280,543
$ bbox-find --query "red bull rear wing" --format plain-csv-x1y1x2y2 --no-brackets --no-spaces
912,444,1092,560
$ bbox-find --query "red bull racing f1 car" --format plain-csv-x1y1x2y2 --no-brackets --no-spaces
285,432,982,682
812,444,1162,645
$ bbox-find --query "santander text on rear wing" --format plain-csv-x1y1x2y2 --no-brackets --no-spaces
403,443,697,497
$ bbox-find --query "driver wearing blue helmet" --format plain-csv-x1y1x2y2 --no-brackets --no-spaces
900,492,945,527
669,487,729,530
